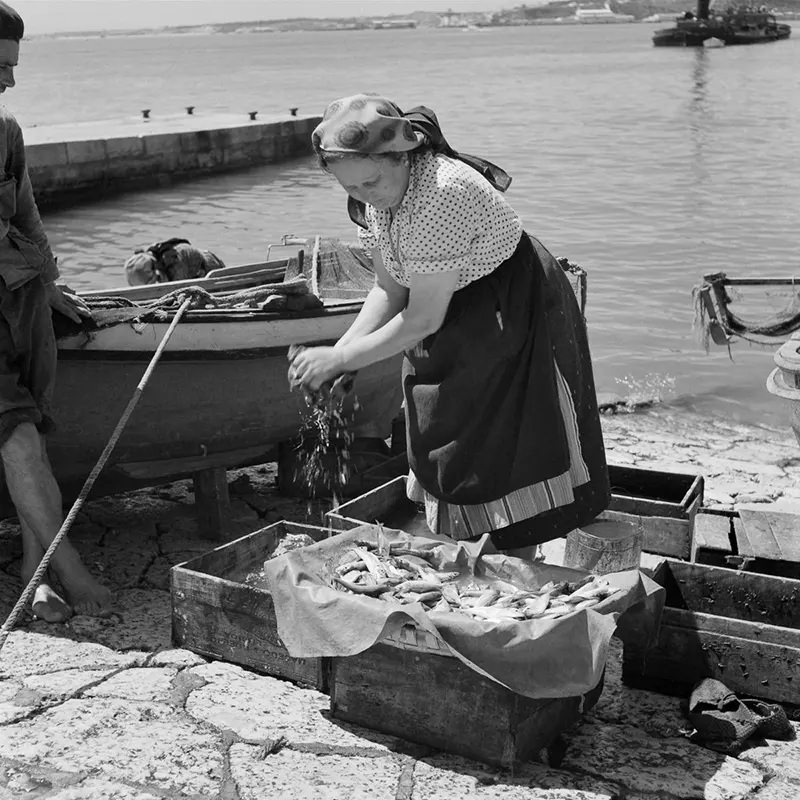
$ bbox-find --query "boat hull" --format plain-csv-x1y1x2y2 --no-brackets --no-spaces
43,305,403,504
653,17,791,46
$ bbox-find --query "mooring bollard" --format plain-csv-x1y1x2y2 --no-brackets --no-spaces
289,107,298,117
248,111,258,121
186,106,195,115
141,109,151,120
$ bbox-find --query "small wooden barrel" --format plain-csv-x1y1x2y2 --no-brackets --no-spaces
563,518,642,575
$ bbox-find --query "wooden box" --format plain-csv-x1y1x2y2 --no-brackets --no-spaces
692,507,800,579
171,521,332,691
604,464,704,559
331,636,603,770
328,463,704,559
622,558,800,705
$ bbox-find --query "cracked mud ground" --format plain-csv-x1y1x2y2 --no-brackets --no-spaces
1,408,799,799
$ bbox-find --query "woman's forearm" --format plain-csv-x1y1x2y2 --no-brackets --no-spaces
337,310,433,372
336,285,406,350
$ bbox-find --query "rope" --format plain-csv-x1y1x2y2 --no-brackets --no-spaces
0,298,193,660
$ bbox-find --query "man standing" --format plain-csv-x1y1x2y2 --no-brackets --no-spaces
0,1,110,621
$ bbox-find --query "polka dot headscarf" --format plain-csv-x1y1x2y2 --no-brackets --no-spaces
312,94,425,155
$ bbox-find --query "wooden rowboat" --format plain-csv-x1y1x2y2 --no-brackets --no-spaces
40,240,404,505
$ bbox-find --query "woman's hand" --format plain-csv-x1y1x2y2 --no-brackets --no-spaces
288,346,347,392
45,282,92,323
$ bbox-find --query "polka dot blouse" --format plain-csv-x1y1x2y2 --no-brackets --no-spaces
356,150,523,290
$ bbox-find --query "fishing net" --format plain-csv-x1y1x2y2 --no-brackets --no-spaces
692,272,800,352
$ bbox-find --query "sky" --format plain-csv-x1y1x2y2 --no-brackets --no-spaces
17,0,515,35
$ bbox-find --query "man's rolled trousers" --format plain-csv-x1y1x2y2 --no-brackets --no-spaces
0,105,60,445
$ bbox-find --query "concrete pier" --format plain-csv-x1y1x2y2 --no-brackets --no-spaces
23,111,322,209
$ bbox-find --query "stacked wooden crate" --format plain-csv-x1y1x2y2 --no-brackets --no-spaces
623,507,800,705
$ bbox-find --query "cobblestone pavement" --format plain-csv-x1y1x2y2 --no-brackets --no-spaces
1,407,798,799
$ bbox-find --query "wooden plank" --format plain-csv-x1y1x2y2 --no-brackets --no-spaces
171,521,331,690
193,467,230,540
608,464,703,516
330,642,600,770
623,617,800,705
657,559,800,628
736,508,800,563
692,511,733,565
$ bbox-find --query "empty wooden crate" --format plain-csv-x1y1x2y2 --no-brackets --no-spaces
622,558,800,705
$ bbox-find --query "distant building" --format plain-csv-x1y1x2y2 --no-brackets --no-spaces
372,19,417,29
574,3,635,22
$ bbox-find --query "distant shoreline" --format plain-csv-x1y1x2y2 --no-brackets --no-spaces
26,0,800,41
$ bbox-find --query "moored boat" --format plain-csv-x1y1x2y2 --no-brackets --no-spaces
41,239,404,505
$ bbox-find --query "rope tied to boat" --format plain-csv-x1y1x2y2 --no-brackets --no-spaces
0,298,194,663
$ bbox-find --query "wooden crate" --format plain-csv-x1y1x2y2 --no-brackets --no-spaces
604,464,704,559
328,463,704,559
330,639,604,770
171,521,332,691
692,507,800,579
622,558,800,705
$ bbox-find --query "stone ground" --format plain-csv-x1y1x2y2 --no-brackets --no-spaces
1,406,799,800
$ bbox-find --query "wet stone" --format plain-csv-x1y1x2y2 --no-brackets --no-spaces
0,697,222,796
64,588,171,652
591,661,688,739
75,541,155,590
560,719,765,799
144,550,205,591
85,493,183,530
230,743,401,800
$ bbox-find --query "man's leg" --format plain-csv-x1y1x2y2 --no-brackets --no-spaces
19,517,71,622
1,422,111,616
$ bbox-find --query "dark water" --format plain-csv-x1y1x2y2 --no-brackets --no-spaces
11,25,800,428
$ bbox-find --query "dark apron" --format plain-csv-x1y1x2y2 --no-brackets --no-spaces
402,233,610,549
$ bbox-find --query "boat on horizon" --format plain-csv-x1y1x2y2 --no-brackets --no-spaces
12,238,404,513
653,0,791,45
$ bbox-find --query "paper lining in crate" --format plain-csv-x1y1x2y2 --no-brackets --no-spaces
379,619,453,656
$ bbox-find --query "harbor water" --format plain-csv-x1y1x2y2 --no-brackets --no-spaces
13,24,800,430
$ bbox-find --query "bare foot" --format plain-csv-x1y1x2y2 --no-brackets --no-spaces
50,546,114,618
20,560,73,623
31,582,72,623
65,582,113,618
